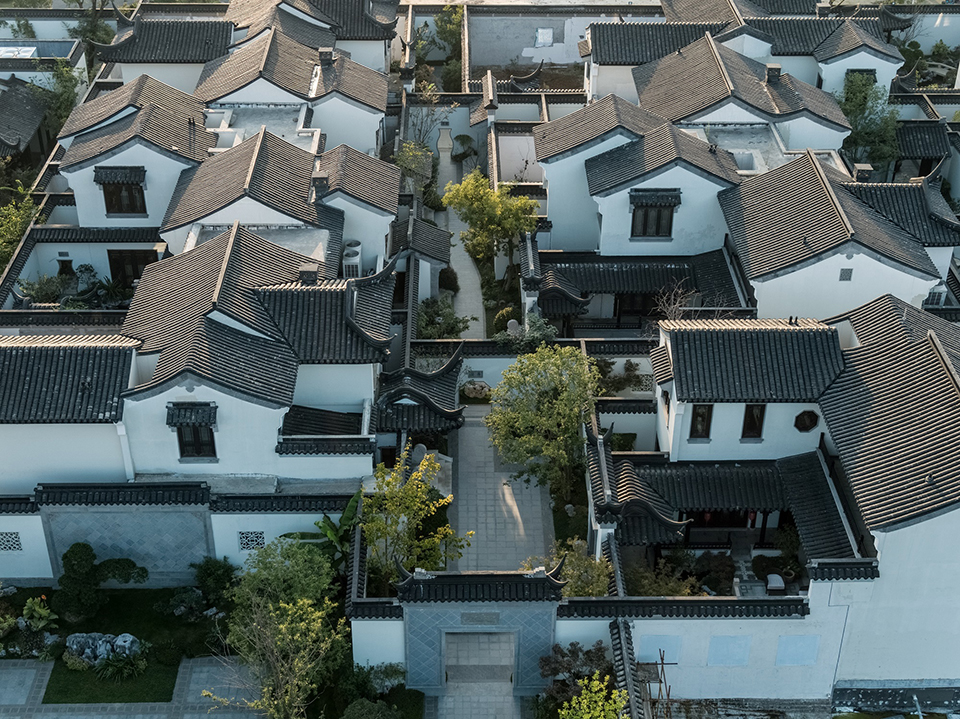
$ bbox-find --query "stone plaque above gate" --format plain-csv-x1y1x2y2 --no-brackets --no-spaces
461,611,500,626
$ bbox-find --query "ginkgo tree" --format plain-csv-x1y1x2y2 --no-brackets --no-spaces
558,672,628,719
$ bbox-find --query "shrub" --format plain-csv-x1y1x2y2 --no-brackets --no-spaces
624,559,700,597
416,296,475,339
694,552,736,595
438,266,459,294
190,556,238,606
152,641,184,667
52,543,148,620
751,554,785,579
154,587,207,622
18,275,68,303
63,651,89,672
22,596,58,631
493,306,518,333
39,639,65,662
522,539,611,598
94,653,147,683
343,698,401,719
609,433,636,452
441,59,461,92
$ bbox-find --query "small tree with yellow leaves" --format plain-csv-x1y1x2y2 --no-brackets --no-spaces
559,672,628,719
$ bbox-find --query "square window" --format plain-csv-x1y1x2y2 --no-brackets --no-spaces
775,635,820,666
742,404,766,439
0,532,22,551
707,635,751,666
839,268,853,282
632,207,673,238
177,424,216,458
690,404,713,439
238,531,266,552
103,183,146,215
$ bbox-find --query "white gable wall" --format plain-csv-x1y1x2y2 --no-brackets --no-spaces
751,250,938,319
292,364,377,411
160,197,307,254
835,506,960,683
116,63,205,93
541,133,635,250
337,40,388,73
321,192,393,272
62,144,195,228
591,65,640,103
595,165,731,256
211,511,343,567
212,78,305,105
774,116,848,152
0,424,126,493
29,242,162,286
311,95,383,153
819,52,901,96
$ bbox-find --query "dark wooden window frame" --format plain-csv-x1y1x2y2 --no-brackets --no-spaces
742,404,766,439
177,424,217,458
690,404,713,439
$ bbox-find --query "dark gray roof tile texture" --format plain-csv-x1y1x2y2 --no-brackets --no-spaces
584,123,741,196
661,0,740,24
60,102,217,168
59,74,206,139
280,405,363,435
842,180,960,247
211,493,354,512
0,77,48,155
632,34,850,128
36,482,209,506
97,18,233,63
896,121,952,160
585,21,728,65
316,144,400,213
821,294,960,528
720,152,941,280
0,335,138,423
226,0,398,41
533,94,666,162
230,6,337,48
664,318,844,402
391,217,452,264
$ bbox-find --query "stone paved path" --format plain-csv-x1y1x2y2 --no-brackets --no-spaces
435,144,486,340
0,658,259,717
451,405,553,571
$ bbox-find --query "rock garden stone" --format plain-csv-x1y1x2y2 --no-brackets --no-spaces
65,632,143,665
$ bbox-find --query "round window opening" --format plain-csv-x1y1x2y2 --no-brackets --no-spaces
794,410,819,432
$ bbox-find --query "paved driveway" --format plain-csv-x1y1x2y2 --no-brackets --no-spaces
450,405,553,572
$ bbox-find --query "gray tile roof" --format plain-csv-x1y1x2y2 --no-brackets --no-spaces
841,179,960,248
720,151,941,280
60,103,217,168
315,144,400,214
396,565,566,603
650,345,673,384
584,123,741,196
96,18,233,63
230,6,337,49
632,34,850,128
36,482,209,506
895,121,951,160
532,94,666,162
0,497,36,514
559,594,809,618
59,74,206,140
811,18,900,61
162,129,342,231
820,294,960,529
536,249,741,309
280,405,363,434
0,77,47,156
390,217,452,265
660,0,742,24
0,335,138,423
225,0,398,42
749,0,816,13
210,493,355,512
195,29,387,110
734,17,898,61
377,346,464,431
123,224,392,404
584,21,728,65
660,317,844,402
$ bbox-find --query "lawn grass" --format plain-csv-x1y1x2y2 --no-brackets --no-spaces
43,659,179,703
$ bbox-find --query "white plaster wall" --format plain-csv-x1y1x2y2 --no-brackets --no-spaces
595,166,730,257
686,101,769,125
311,95,383,154
631,584,846,699
498,134,543,183
926,245,954,280
554,618,612,648
718,34,774,62
30,242,161,284
210,512,341,566
338,40,388,74
494,104,542,122
352,618,406,666
773,116,848,152
908,12,960,53
0,514,54,580
322,193,392,272
0,18,115,39
752,250,938,319
458,355,518,389
417,257,432,302
212,78,304,105
542,134,634,250
836,507,960,682
597,412,657,450
669,400,824,462
0,425,126,493
593,65,639,103
62,144,194,228
292,364,377,411
819,53,901,96
161,198,307,254
655,378,675,456
117,63,204,93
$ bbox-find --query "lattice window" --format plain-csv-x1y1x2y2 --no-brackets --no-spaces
238,531,265,552
0,532,23,552
839,268,853,282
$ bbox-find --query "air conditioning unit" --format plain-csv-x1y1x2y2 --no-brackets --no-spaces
342,249,360,278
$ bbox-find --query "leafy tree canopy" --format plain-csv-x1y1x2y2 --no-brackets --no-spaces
836,72,898,168
558,672,628,719
522,538,611,598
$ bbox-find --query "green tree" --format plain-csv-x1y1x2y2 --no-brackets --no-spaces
343,698,401,719
836,72,899,168
51,542,148,620
33,58,82,134
208,597,347,719
314,488,362,575
64,1,115,79
0,181,39,269
522,538,611,598
485,345,600,499
362,448,473,592
443,168,538,276
558,672,628,719
394,140,434,198
492,312,558,353
434,6,464,60
624,558,701,597
0,18,38,38
416,296,476,339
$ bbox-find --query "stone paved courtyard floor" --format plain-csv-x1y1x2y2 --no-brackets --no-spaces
0,658,259,717
450,405,554,572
